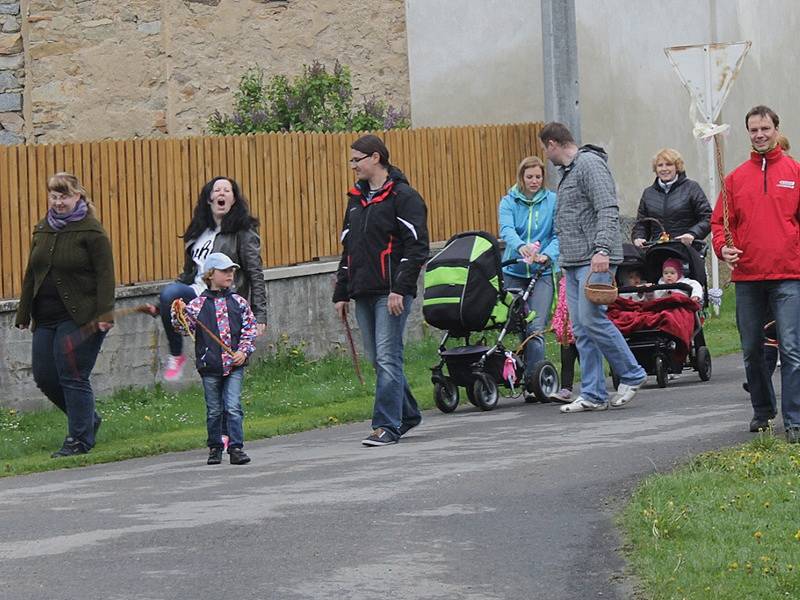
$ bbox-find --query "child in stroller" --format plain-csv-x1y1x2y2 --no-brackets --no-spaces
607,241,712,388
423,231,560,412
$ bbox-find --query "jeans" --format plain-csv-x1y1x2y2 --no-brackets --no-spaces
201,368,245,449
354,294,421,440
563,265,646,404
159,281,198,356
503,273,554,377
735,280,800,429
32,320,106,450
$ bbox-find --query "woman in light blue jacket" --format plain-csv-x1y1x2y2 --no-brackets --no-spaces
498,156,559,400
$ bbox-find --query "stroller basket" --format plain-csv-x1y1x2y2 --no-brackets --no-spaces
441,345,508,388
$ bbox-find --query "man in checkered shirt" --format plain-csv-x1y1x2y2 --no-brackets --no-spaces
539,122,647,413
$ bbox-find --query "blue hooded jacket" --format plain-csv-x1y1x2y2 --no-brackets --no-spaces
498,185,559,279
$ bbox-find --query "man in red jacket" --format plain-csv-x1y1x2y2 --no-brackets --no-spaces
711,105,800,443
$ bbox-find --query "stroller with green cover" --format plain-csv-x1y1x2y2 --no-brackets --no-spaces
423,231,559,412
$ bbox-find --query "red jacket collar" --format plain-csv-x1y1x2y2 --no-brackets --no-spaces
349,179,396,206
750,145,784,164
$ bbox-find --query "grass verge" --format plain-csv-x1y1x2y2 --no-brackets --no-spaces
621,433,800,599
1,296,739,477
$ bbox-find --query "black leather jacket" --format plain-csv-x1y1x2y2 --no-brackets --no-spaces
178,228,267,323
631,173,712,242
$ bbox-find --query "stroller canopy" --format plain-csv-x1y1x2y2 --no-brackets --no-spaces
423,231,510,335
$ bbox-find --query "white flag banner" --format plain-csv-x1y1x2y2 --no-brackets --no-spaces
665,41,751,133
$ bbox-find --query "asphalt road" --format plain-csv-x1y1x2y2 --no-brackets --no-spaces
0,353,765,600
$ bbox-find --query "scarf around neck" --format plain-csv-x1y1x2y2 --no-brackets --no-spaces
47,199,88,230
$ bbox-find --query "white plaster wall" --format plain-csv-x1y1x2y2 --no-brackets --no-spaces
406,0,800,215
406,0,543,127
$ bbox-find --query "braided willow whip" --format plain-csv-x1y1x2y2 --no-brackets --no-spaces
713,135,735,247
515,325,554,355
172,299,236,357
64,304,155,349
341,313,365,386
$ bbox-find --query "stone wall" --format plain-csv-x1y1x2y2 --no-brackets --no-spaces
0,0,23,144
15,0,410,143
0,260,429,412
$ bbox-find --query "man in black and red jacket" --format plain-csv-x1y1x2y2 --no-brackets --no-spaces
333,134,430,446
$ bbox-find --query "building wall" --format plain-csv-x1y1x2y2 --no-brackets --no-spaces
17,0,410,142
405,0,800,216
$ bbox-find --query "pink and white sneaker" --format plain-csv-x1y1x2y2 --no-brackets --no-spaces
221,435,230,451
164,355,187,382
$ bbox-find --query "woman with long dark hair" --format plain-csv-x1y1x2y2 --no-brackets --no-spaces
15,173,114,457
154,177,267,380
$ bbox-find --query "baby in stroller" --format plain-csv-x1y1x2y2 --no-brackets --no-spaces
653,258,703,303
607,241,712,388
423,231,560,413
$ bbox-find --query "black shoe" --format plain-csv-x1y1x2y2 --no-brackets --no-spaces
207,447,223,465
786,428,800,444
749,417,773,433
51,437,88,458
523,392,539,404
362,428,398,447
399,418,422,436
229,447,251,465
742,382,750,393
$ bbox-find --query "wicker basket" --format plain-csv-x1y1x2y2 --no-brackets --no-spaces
584,271,618,305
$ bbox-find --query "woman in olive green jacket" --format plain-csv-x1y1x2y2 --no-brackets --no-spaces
15,173,115,458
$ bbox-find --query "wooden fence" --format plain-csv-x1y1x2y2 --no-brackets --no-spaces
0,122,544,300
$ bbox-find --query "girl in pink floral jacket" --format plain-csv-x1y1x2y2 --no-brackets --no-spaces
550,276,578,402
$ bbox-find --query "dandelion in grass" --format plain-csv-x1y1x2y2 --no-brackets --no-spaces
794,529,800,541
754,530,763,541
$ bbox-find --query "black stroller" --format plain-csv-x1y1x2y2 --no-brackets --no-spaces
612,240,712,388
423,231,559,412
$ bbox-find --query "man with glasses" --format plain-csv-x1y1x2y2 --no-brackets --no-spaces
333,134,430,446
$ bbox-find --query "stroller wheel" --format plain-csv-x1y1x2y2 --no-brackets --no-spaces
434,378,460,413
696,346,712,381
472,374,499,411
527,360,560,402
465,386,479,407
655,355,668,388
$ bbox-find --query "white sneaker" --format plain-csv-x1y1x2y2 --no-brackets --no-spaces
560,396,608,413
610,378,646,407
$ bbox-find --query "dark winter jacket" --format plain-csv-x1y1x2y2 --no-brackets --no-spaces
177,228,267,323
631,173,712,241
172,288,257,376
333,167,430,301
15,216,115,330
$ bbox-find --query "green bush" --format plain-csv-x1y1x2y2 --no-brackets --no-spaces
207,61,409,135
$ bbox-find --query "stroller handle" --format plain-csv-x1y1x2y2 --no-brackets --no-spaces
501,258,546,270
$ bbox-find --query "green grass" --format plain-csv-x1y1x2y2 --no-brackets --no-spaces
0,296,739,477
621,434,800,599
0,336,438,477
618,292,800,599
